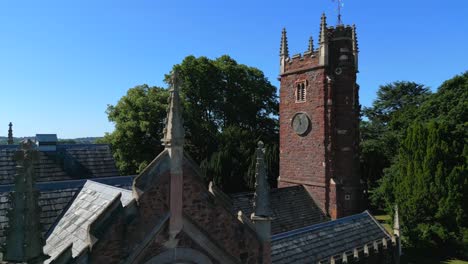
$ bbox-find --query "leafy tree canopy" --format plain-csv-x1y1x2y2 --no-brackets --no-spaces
370,72,468,257
101,55,279,193
361,81,431,190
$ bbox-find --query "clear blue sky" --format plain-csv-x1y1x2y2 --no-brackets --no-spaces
1,0,466,138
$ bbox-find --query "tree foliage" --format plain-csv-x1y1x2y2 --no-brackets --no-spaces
102,55,279,193
361,81,431,192
98,85,169,174
392,122,467,254
370,72,468,256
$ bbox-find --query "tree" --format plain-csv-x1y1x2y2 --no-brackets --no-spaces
99,85,169,175
391,122,467,255
170,55,279,192
373,72,468,257
102,55,279,193
361,82,431,197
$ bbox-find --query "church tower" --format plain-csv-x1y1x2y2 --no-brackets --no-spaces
278,14,361,219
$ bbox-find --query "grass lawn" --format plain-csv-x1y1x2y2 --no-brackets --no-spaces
374,214,392,234
373,214,468,264
442,260,468,264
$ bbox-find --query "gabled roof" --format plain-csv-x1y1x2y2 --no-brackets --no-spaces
43,180,134,263
0,176,134,247
270,211,392,264
0,144,120,184
230,185,328,234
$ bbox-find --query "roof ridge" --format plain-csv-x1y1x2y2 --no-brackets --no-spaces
85,180,132,194
0,175,135,192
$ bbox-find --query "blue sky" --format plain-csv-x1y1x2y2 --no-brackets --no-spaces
1,0,466,138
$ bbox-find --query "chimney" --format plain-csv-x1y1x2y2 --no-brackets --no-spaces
35,134,58,151
7,122,13,145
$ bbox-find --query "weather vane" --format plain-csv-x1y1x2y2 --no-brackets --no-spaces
332,0,344,25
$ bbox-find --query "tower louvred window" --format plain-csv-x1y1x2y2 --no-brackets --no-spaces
295,81,307,102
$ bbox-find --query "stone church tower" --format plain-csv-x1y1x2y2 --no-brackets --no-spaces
278,14,361,219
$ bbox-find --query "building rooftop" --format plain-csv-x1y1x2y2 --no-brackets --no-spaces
230,185,328,235
271,211,392,264
43,180,134,262
0,176,134,246
0,144,120,185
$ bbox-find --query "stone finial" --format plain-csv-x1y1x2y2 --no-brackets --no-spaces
164,70,185,246
307,36,314,53
3,139,49,263
319,13,328,44
280,28,289,58
162,70,185,148
251,141,272,243
351,24,359,70
7,122,13,145
352,24,358,52
318,13,329,66
253,141,270,217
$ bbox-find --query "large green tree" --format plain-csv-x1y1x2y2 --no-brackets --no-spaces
373,72,468,256
99,85,169,174
102,55,279,193
391,122,467,254
361,82,431,195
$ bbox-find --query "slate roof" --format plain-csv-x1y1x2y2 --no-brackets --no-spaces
270,211,392,264
0,176,134,247
43,180,134,263
230,185,328,235
36,134,58,143
0,144,119,184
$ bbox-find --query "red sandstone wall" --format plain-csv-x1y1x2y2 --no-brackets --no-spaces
279,26,363,218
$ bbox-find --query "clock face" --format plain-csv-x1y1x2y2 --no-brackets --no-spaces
291,113,310,135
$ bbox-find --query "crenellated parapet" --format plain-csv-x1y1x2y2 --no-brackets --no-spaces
280,14,358,76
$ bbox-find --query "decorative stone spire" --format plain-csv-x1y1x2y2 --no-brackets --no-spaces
163,70,185,148
253,141,270,218
280,28,289,58
352,24,359,70
319,13,328,44
163,70,185,246
8,122,13,145
3,139,49,263
319,13,329,66
279,28,289,74
307,36,314,53
251,141,272,244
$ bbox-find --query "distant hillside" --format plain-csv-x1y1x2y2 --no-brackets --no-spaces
0,136,103,145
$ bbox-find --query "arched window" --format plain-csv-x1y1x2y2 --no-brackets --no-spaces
295,80,307,102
